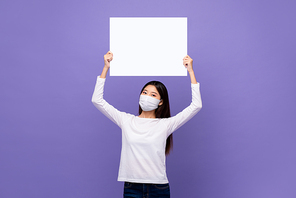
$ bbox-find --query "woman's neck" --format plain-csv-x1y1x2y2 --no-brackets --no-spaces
138,111,156,119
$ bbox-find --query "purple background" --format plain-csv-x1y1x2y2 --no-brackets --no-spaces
1,0,296,197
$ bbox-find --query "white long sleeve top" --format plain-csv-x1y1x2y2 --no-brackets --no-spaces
91,76,202,184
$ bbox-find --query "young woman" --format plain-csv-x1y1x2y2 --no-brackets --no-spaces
92,51,202,198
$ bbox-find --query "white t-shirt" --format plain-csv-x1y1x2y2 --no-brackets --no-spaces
92,77,202,184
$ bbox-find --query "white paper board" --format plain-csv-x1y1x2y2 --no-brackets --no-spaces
110,17,187,76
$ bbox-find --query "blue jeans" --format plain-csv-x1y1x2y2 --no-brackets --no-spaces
123,182,170,198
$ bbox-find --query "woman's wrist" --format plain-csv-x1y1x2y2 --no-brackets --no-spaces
100,66,109,78
188,70,197,84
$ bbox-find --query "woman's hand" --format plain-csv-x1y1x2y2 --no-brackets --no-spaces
104,51,113,68
183,55,197,84
183,55,193,73
100,51,113,78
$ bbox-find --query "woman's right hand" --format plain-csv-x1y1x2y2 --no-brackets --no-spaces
104,51,113,68
100,51,113,78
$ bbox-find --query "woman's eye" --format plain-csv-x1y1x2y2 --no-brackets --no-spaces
152,94,156,97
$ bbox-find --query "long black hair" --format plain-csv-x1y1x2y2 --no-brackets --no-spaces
138,81,173,155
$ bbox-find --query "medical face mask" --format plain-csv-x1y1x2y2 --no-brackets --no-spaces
139,95,161,111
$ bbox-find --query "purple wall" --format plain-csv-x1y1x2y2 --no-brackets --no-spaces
1,0,296,197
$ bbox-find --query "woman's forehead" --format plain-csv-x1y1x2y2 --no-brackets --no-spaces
144,85,159,92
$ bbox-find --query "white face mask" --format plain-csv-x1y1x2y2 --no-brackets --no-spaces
139,95,161,111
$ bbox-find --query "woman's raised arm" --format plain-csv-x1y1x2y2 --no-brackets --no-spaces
163,55,202,135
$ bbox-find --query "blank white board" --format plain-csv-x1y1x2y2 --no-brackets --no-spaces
110,17,187,76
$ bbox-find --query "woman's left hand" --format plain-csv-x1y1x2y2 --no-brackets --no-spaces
183,55,193,72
